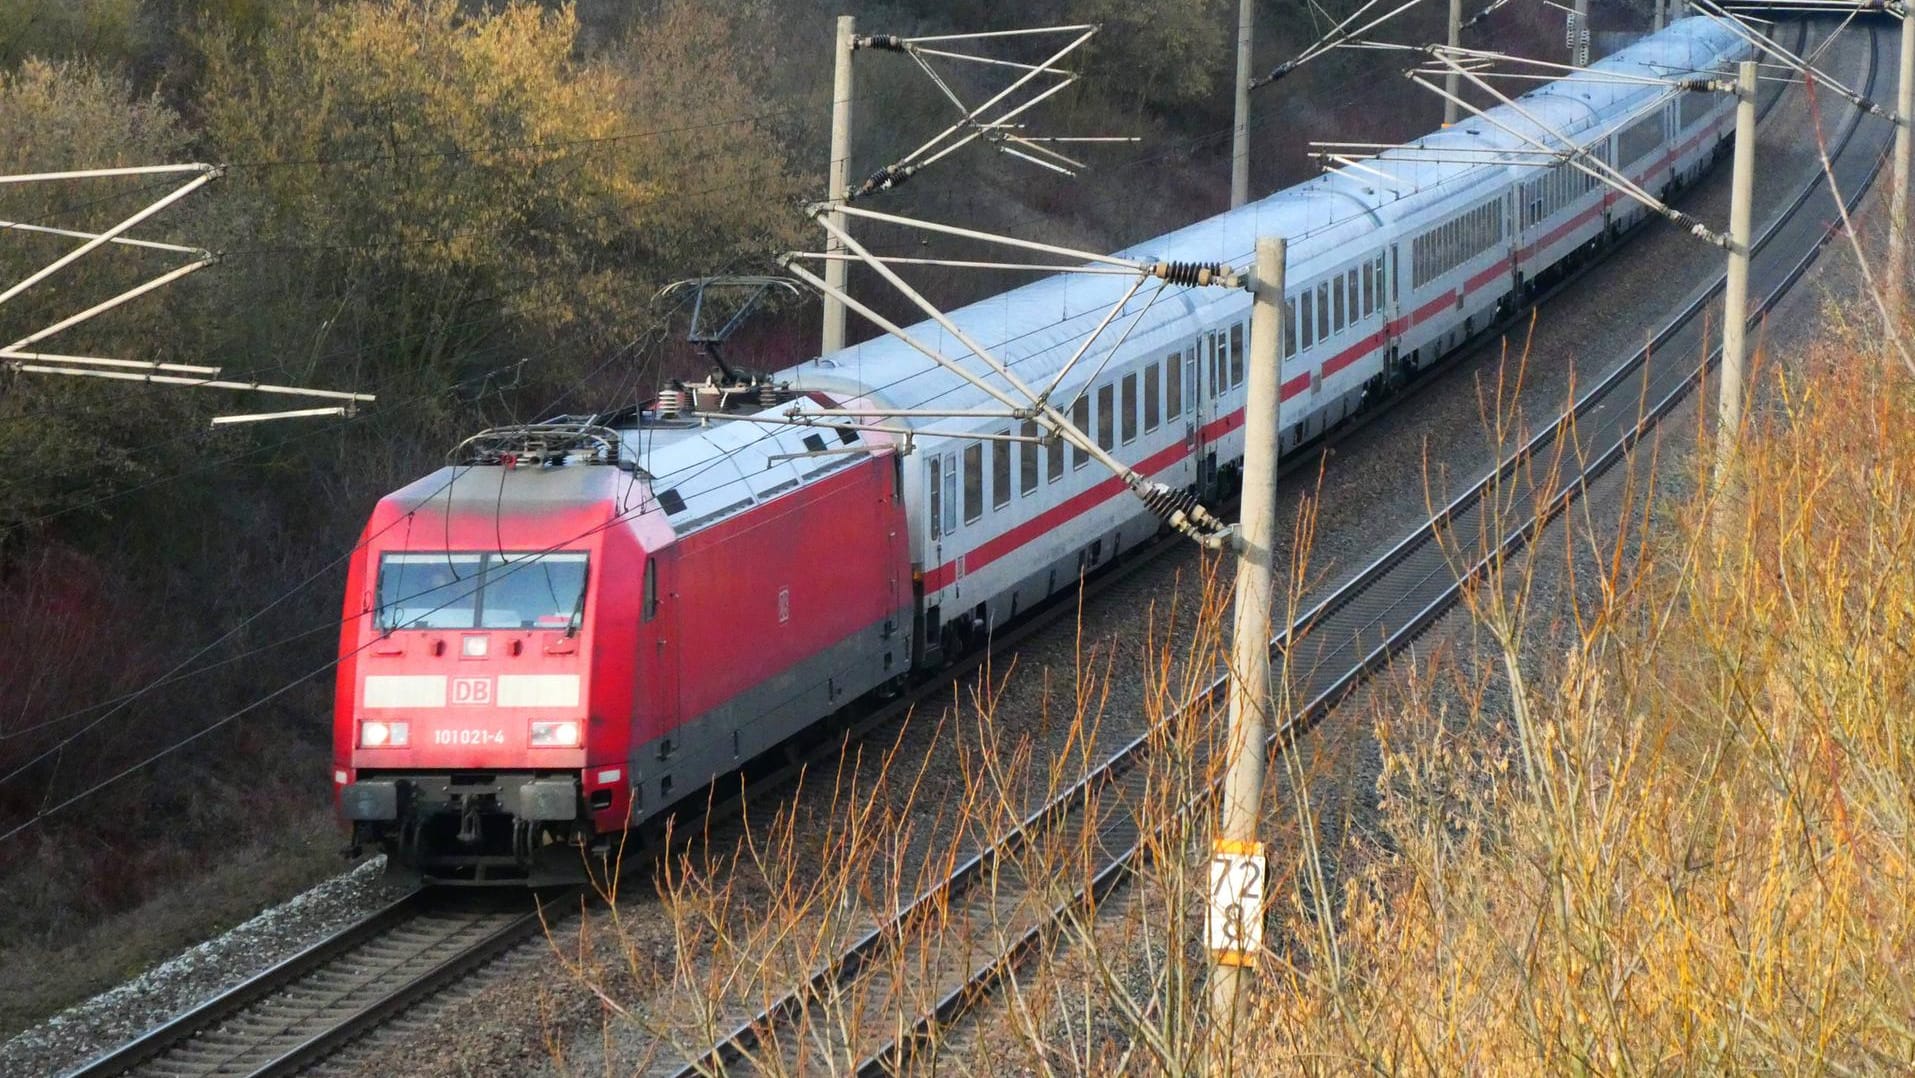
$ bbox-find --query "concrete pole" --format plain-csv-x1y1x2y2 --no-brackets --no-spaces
1653,0,1664,34
1890,8,1914,326
1207,236,1283,1052
1445,0,1462,125
1716,60,1757,487
1232,0,1253,208
822,15,856,358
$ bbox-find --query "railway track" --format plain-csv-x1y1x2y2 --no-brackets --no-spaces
668,18,1889,1077
63,890,555,1078
61,18,1864,1078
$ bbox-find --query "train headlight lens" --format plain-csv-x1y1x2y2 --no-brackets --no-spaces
360,721,409,748
529,720,581,747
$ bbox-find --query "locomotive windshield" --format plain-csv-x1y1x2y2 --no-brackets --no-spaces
376,551,588,631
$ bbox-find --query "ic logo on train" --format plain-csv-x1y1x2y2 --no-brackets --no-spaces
451,677,493,706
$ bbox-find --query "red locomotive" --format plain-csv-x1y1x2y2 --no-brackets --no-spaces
334,410,912,882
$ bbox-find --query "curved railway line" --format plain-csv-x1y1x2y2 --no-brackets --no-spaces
62,16,1886,1077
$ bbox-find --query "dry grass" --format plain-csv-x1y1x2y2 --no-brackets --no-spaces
546,286,1915,1074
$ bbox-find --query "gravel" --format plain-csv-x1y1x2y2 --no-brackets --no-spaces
0,858,410,1078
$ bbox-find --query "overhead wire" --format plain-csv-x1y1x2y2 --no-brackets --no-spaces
0,262,727,794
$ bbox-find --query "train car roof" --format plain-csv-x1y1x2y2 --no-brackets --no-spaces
611,18,1747,540
759,17,1746,432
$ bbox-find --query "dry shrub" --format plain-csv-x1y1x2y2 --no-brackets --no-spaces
1247,316,1915,1072
549,316,1914,1074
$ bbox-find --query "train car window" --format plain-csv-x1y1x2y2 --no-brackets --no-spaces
1230,323,1244,386
1331,277,1344,333
1361,267,1373,316
1072,397,1091,468
642,557,658,622
928,457,941,538
1021,421,1039,494
1166,353,1183,420
1680,88,1712,129
963,442,983,522
1144,364,1161,432
993,434,1011,509
1209,332,1222,394
943,460,957,534
479,552,588,630
1097,384,1115,449
1618,114,1660,167
1284,299,1297,357
1300,291,1314,350
1121,374,1137,443
1046,425,1063,481
1316,283,1330,340
377,552,482,630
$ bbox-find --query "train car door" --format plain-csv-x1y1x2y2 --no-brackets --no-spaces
1190,335,1214,493
635,550,681,798
1179,347,1198,480
921,449,957,655
926,452,948,573
1503,192,1521,304
1384,245,1402,352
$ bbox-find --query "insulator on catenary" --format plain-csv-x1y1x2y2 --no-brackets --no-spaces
1151,261,1229,287
857,34,905,51
1133,480,1231,547
1251,61,1295,90
853,162,919,199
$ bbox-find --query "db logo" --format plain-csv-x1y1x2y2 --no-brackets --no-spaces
451,677,493,706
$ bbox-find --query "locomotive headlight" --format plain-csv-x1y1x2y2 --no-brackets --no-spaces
529,720,581,747
360,720,409,748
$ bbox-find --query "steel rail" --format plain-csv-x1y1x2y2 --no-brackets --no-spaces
61,891,429,1078
669,18,1880,1076
61,892,556,1078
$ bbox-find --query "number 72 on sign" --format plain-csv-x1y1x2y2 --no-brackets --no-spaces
1206,838,1267,967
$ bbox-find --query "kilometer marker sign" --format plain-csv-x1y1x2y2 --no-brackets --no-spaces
1207,837,1266,967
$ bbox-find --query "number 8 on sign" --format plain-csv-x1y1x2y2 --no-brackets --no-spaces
1206,839,1266,967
